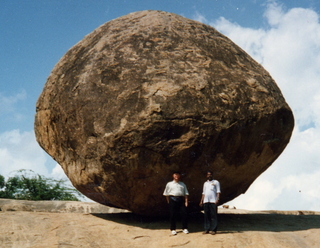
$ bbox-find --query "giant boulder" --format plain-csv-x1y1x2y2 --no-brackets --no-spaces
35,10,294,215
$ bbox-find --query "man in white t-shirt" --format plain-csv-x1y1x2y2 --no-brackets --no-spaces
163,172,189,235
199,171,221,235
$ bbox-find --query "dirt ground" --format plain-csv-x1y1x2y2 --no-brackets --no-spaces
0,200,320,248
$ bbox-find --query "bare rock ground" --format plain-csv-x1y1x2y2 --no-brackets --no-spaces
0,199,319,247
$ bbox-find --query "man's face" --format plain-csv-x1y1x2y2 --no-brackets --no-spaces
173,173,181,181
207,172,213,180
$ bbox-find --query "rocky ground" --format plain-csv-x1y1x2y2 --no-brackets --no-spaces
0,199,319,248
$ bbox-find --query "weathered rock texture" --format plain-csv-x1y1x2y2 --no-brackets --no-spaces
35,10,294,215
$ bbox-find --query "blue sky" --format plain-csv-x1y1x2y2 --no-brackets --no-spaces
1,0,320,211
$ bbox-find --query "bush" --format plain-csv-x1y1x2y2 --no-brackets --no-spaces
0,169,80,201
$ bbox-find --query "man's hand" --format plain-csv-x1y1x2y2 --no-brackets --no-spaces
199,195,204,207
216,193,220,204
185,196,189,207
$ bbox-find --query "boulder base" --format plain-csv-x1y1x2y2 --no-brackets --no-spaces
35,10,294,215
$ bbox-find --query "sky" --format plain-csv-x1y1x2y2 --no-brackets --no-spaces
1,0,320,211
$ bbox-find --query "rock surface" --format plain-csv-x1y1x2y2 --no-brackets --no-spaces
35,10,294,215
0,199,126,214
1,200,320,248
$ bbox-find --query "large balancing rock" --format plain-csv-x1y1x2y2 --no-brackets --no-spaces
35,10,294,216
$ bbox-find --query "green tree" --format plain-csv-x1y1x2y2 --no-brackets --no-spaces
0,170,80,201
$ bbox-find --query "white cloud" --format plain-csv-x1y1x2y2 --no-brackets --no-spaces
0,91,27,125
0,129,88,200
212,2,320,132
51,163,69,180
263,0,285,26
193,11,208,24
204,1,320,211
0,90,26,116
0,129,52,178
227,127,320,210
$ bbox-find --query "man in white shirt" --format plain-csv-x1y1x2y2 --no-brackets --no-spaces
199,171,221,235
163,172,189,235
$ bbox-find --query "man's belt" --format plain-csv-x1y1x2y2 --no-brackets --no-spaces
169,195,184,202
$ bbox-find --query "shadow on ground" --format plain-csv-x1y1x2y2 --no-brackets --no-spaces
92,212,320,233
218,213,320,232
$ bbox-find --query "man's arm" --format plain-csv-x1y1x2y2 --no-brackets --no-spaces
216,193,221,204
163,183,169,203
199,194,204,206
199,183,205,206
185,195,188,207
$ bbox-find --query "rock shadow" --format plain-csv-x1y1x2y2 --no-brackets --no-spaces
92,212,320,233
91,212,204,232
218,213,320,233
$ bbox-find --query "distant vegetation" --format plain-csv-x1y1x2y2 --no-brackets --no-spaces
0,169,80,201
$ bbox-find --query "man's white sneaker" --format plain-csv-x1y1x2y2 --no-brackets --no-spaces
183,229,189,234
171,230,177,235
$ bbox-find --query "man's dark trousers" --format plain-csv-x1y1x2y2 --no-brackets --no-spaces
203,202,218,231
169,197,188,230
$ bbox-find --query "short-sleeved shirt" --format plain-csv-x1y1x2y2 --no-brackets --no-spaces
202,180,221,203
163,181,189,196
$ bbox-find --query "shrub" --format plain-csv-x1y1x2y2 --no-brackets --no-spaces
0,169,80,201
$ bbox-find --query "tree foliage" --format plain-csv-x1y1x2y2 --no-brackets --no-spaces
0,170,80,201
